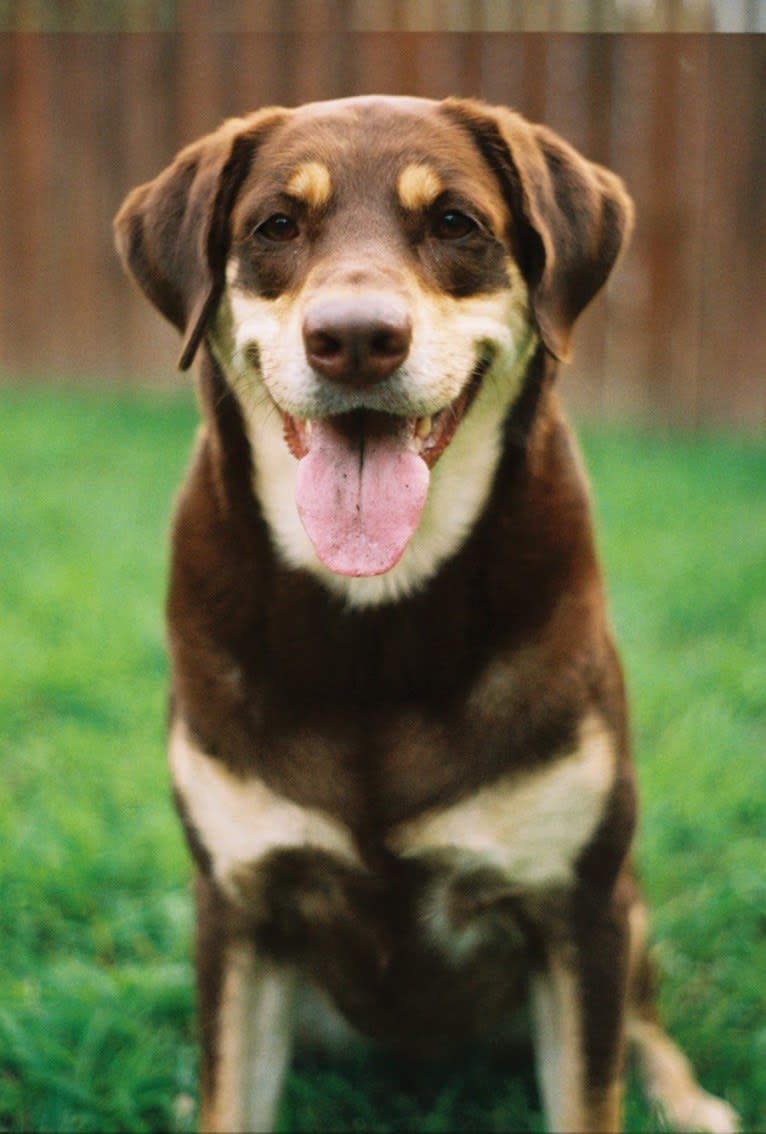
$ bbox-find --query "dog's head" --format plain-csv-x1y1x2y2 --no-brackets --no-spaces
115,96,632,592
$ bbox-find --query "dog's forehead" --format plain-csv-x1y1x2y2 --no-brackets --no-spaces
242,97,507,221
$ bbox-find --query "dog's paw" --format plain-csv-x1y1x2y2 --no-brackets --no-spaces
661,1088,740,1134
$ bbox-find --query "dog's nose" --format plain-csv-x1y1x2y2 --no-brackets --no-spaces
303,294,411,387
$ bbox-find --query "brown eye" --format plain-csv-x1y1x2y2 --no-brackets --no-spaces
257,214,300,243
431,209,477,241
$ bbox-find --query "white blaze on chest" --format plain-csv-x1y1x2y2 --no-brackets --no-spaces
170,713,615,909
169,722,361,898
389,715,616,888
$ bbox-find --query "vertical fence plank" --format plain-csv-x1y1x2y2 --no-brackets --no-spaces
226,1,285,113
271,0,351,106
115,31,180,379
696,35,765,427
642,35,691,423
178,0,223,141
477,32,531,109
50,37,107,376
659,34,709,425
4,33,53,375
352,30,412,95
548,36,616,416
600,33,656,419
520,33,549,121
0,33,14,364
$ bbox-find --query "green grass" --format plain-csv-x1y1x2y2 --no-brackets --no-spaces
1,387,763,1131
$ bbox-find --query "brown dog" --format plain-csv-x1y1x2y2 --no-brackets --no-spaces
115,95,738,1133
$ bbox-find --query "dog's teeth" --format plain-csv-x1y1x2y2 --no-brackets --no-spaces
304,419,313,439
415,416,432,440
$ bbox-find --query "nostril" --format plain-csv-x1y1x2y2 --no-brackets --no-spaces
306,330,343,362
371,328,409,363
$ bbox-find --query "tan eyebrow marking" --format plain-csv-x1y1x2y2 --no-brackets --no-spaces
397,163,443,211
286,161,333,209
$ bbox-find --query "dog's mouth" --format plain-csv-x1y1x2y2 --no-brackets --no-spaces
280,358,488,578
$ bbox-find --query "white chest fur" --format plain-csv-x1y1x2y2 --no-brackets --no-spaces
169,721,362,901
171,713,614,898
388,714,616,889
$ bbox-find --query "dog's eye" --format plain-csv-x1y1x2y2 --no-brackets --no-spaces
257,214,300,243
431,209,478,241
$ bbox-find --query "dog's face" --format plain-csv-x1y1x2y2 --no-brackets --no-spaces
222,98,527,422
116,95,632,602
212,98,538,594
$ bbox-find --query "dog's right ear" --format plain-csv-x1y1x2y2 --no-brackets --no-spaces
114,110,285,371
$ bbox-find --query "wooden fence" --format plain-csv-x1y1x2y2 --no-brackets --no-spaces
1,10,764,426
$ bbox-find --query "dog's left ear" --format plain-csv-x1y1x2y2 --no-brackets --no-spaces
114,109,284,371
443,100,634,362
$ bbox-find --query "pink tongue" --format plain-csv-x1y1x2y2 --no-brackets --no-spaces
296,418,429,577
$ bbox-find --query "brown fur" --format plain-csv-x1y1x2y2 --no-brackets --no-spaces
115,95,737,1133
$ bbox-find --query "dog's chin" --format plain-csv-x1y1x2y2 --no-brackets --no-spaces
270,356,491,578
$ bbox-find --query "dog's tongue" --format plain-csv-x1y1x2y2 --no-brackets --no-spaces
296,416,429,577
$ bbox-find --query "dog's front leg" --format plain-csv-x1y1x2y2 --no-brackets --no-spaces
196,876,296,1134
530,897,629,1133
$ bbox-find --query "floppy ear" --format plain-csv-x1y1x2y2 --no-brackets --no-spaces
114,110,284,371
443,99,634,362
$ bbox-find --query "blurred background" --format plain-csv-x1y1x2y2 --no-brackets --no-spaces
2,7,765,1129
1,0,764,428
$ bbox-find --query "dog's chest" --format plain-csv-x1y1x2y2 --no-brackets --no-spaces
172,706,616,904
387,715,615,887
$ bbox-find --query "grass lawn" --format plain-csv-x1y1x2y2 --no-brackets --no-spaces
1,386,764,1132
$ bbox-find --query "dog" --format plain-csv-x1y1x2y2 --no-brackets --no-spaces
115,95,739,1133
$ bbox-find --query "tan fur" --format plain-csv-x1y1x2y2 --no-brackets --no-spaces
396,162,443,211
531,958,590,1131
206,941,295,1133
170,721,362,901
628,1018,739,1134
286,160,333,209
390,714,616,887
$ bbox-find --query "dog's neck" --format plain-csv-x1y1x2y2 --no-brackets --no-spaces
173,345,602,714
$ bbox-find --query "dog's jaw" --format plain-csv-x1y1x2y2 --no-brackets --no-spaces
209,264,537,605
276,360,491,578
281,354,490,468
